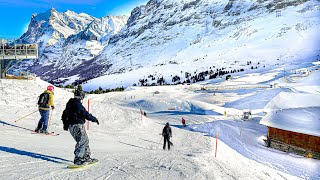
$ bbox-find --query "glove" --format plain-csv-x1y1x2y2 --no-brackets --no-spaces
63,124,69,131
51,106,55,110
92,117,99,125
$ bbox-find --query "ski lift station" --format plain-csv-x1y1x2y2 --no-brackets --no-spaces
0,39,38,78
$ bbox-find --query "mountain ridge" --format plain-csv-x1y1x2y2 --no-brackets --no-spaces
17,8,128,82
17,0,320,89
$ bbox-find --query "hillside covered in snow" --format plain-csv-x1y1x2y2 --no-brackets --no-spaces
83,0,320,90
15,0,320,90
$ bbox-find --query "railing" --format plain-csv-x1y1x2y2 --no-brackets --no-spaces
0,40,38,78
0,43,38,59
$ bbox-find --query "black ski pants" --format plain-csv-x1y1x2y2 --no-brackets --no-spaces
163,135,170,150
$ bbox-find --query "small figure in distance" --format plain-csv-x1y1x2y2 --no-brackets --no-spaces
162,122,172,150
181,117,186,127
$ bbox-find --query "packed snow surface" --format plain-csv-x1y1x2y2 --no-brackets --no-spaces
0,62,319,179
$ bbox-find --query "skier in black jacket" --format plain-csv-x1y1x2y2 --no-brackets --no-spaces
162,122,172,150
61,89,99,165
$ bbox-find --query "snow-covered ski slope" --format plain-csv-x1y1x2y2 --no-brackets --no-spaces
0,62,320,179
80,0,320,90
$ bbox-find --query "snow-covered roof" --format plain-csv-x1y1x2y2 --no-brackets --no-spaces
263,92,320,112
261,92,320,137
260,107,320,137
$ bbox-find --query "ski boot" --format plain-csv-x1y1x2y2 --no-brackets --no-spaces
40,130,49,135
74,158,87,165
84,156,98,163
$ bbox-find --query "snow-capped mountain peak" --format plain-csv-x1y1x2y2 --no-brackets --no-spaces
18,9,128,81
17,0,320,90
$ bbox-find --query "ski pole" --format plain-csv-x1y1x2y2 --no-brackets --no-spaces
47,109,53,130
170,136,174,148
14,110,38,122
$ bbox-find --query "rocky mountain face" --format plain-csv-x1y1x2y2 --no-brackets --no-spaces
91,0,319,78
18,8,127,82
18,0,320,87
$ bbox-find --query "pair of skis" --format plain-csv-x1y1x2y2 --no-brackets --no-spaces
31,131,59,136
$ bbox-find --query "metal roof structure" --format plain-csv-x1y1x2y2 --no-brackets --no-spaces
0,39,38,78
0,44,38,60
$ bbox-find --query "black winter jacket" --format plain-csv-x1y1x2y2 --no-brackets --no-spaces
61,98,97,129
162,125,172,137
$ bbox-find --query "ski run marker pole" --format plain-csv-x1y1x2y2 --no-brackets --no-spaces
140,109,142,121
215,132,218,158
14,110,38,122
87,99,90,130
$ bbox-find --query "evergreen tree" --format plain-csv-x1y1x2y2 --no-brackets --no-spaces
77,84,83,91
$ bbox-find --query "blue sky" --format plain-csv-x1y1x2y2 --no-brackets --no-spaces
0,0,148,39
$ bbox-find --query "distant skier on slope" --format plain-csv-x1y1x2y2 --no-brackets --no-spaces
35,85,55,134
162,122,172,150
181,117,186,127
61,89,99,165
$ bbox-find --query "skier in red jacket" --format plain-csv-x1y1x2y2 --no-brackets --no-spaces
181,117,186,127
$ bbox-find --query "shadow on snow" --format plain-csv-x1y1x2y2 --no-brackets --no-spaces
0,120,34,132
118,141,152,150
0,146,72,164
139,138,162,145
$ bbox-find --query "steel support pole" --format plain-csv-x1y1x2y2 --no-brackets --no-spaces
0,60,2,78
0,60,4,78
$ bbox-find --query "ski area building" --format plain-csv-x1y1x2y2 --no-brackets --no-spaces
260,92,320,159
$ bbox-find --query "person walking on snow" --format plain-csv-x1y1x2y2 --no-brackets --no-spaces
35,85,55,134
61,89,99,165
181,117,186,127
162,122,172,150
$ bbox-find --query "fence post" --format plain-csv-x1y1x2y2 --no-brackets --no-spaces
140,109,142,121
215,132,218,158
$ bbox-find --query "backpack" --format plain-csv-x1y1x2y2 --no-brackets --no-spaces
61,99,79,131
38,93,49,107
163,126,171,136
61,108,70,131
